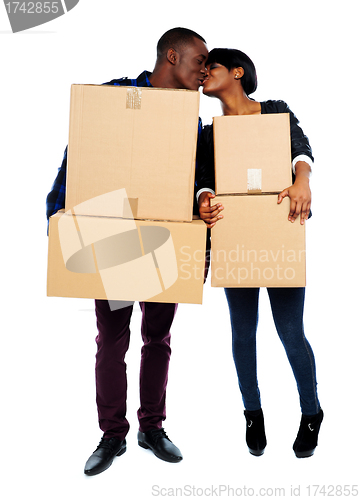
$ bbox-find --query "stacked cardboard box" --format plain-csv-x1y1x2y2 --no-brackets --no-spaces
210,114,306,287
47,85,207,304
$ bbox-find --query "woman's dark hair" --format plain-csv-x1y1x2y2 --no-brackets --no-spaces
206,48,257,95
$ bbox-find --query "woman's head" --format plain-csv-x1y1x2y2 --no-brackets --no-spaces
203,48,257,97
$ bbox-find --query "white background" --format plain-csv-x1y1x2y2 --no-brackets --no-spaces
1,1,359,498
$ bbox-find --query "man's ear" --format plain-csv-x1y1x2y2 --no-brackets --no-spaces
233,67,245,80
166,48,178,65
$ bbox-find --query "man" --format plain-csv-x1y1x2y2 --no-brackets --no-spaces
46,27,208,476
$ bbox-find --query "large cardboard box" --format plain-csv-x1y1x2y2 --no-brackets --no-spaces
210,195,305,287
213,114,292,195
65,84,200,221
47,208,207,305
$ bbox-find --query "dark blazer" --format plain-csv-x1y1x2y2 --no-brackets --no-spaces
195,99,314,194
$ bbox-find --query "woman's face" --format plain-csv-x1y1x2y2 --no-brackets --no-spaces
202,62,237,97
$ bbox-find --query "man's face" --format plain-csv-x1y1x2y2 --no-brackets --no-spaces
172,38,208,90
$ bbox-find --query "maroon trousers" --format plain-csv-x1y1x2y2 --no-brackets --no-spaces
94,299,178,440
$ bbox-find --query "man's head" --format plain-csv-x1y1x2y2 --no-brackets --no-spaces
151,27,208,90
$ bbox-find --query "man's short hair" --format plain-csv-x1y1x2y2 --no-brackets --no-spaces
157,27,206,59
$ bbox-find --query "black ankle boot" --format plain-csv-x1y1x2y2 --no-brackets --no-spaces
293,409,324,458
244,409,267,456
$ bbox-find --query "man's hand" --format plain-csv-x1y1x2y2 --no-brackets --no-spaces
278,161,312,225
198,191,224,228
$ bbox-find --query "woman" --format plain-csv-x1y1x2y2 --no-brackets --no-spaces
196,48,323,458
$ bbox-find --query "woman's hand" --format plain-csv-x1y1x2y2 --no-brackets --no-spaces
198,191,224,228
278,161,311,225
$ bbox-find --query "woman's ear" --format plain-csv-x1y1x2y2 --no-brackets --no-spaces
233,67,245,80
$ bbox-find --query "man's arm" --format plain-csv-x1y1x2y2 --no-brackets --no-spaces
46,147,67,231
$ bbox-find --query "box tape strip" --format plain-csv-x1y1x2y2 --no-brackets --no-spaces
247,169,262,194
126,88,142,109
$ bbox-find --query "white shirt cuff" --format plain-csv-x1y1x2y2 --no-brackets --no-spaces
292,155,313,175
196,188,215,203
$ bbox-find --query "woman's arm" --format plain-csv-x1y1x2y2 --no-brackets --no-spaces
278,161,311,225
195,125,215,194
264,101,313,224
196,125,223,227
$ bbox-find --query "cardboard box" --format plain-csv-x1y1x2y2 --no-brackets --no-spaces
213,114,292,195
47,209,207,305
210,195,305,287
65,84,200,221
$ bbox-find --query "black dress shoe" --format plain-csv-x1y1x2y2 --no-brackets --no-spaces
293,409,324,458
138,428,183,463
84,436,126,476
244,409,267,456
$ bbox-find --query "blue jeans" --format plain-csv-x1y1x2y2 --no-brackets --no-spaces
224,287,320,415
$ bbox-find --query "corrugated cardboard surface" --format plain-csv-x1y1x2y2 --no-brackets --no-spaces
65,85,200,221
213,114,292,195
47,210,207,304
210,195,305,287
